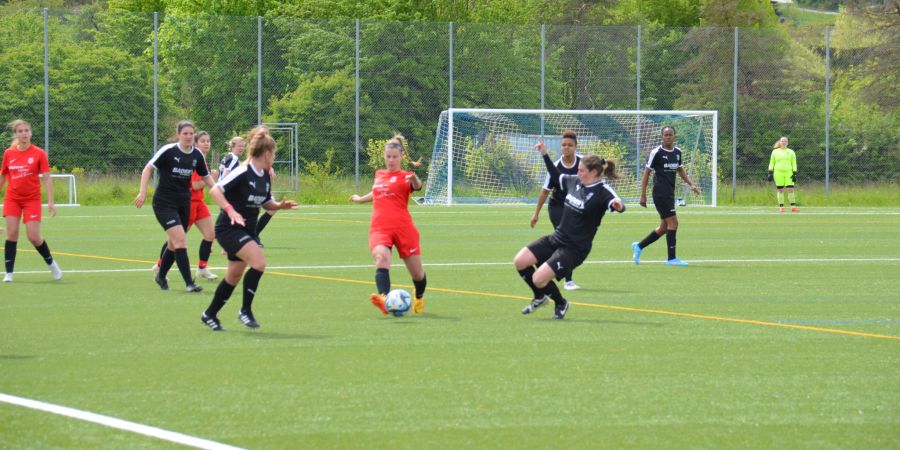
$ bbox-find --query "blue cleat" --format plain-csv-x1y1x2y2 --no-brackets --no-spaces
666,258,689,266
631,242,643,265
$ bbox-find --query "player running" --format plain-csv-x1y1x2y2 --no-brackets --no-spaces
767,136,798,213
1,119,62,283
515,141,624,320
530,129,583,291
135,120,214,293
631,126,701,266
350,133,427,316
200,126,298,331
153,131,219,281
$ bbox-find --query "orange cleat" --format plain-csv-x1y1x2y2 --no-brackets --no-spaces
370,293,388,316
791,207,799,212
779,207,785,213
413,297,425,314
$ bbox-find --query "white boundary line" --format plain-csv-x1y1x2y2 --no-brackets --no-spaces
9,257,900,275
0,393,245,450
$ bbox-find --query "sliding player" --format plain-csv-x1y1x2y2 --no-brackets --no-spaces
767,136,798,212
350,133,427,316
515,142,624,320
530,129,583,291
135,120,213,292
1,119,62,283
200,126,298,331
631,126,701,266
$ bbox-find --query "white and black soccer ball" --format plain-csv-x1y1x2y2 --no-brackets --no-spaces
384,289,412,317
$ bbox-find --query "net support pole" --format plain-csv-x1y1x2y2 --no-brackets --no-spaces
635,25,642,177
257,16,262,125
732,27,738,202
153,12,159,158
43,8,49,153
448,23,454,204
355,19,361,193
824,26,831,195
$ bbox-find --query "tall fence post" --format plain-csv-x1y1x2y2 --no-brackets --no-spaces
153,12,159,156
635,25,642,177
540,23,545,137
355,18,361,193
732,27,739,202
825,26,831,195
43,8,49,153
257,16,262,126
448,22,454,204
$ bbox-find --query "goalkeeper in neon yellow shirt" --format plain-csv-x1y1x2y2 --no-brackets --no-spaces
767,136,798,212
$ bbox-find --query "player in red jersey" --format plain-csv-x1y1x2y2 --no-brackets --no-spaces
152,131,219,281
1,119,62,283
350,134,427,315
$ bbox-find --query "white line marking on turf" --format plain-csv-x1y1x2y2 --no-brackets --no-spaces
0,393,245,450
10,257,900,275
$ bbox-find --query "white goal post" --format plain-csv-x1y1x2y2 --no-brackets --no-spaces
422,108,717,206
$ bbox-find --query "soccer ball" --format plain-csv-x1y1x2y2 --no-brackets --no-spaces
384,289,412,317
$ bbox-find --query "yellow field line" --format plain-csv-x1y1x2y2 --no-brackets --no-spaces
38,251,900,342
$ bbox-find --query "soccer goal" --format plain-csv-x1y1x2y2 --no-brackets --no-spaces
422,109,717,206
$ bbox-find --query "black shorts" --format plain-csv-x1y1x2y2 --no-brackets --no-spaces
215,225,257,262
653,196,676,219
153,202,190,231
526,235,586,281
547,202,564,229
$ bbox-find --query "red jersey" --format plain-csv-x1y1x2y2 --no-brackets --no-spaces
370,169,415,229
1,144,50,201
190,171,205,202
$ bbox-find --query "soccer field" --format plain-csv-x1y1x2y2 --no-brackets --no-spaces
1,205,898,449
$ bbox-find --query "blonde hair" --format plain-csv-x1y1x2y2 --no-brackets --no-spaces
384,133,421,167
228,136,245,151
246,126,275,159
773,136,788,149
8,119,31,147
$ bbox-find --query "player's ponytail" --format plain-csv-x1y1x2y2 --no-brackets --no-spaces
247,125,275,159
7,119,30,148
582,154,620,181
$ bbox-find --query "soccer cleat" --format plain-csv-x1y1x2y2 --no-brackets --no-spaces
413,297,425,314
666,258,689,266
238,310,260,328
563,280,580,290
552,299,569,320
201,313,223,331
791,207,799,213
185,282,204,293
631,242,643,265
3,273,12,283
779,207,785,213
154,275,169,291
522,295,549,315
370,293,388,316
196,267,218,281
49,261,62,281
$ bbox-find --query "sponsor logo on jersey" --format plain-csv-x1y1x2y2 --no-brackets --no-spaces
174,156,181,163
247,194,267,204
390,176,397,183
565,193,585,210
172,167,193,177
664,162,679,169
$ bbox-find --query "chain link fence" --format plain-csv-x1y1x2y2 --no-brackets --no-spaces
0,8,896,197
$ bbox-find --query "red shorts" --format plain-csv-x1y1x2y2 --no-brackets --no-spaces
3,197,42,222
369,225,421,259
188,200,211,227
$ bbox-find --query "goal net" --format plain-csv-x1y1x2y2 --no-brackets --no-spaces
422,109,717,206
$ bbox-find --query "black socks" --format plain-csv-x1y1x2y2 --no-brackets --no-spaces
34,240,54,265
666,230,677,260
4,240,17,273
638,229,663,249
242,268,264,312
413,274,427,299
375,268,391,295
205,280,236,317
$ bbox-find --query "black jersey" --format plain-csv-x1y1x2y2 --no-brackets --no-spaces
549,174,621,256
645,145,682,199
542,155,581,206
219,153,240,179
214,162,273,232
149,142,209,206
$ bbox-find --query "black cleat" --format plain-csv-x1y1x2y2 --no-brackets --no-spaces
522,295,549,315
185,282,204,293
201,313,223,331
154,275,169,291
553,299,569,320
238,310,260,328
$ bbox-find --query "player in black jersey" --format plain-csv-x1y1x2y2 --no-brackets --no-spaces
515,141,625,320
220,135,277,248
631,126,701,266
200,126,298,331
530,130,583,291
135,120,213,292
